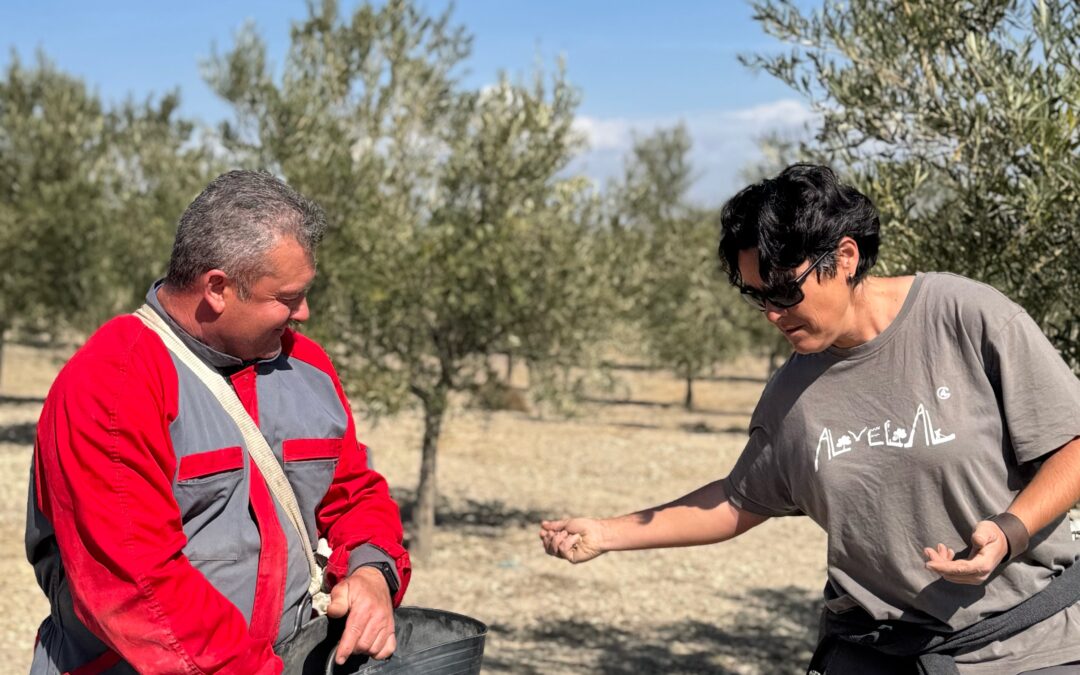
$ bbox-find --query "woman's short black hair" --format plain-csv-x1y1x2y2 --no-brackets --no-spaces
718,163,880,287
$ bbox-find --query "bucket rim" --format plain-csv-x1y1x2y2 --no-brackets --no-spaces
326,606,488,674
393,605,489,639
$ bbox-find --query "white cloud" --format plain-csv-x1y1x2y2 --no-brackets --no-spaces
569,99,818,205
571,116,636,152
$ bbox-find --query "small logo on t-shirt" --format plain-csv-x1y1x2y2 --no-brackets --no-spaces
936,386,951,400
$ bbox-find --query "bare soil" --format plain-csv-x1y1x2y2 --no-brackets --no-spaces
0,343,827,674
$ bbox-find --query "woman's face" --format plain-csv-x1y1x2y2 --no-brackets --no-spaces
736,245,856,354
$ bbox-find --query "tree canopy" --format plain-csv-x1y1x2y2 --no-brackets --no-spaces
0,52,213,388
747,0,1080,371
204,0,616,558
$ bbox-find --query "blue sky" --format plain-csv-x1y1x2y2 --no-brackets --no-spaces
0,1,817,204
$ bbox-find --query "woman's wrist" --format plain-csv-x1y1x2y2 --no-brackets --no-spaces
986,512,1030,561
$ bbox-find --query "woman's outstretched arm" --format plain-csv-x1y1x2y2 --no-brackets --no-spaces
539,479,770,564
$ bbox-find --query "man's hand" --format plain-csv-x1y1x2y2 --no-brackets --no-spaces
325,566,396,664
923,520,1009,585
540,518,607,564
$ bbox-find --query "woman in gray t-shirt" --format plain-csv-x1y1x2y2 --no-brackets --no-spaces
539,164,1080,674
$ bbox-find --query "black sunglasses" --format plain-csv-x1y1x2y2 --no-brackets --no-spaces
739,250,831,311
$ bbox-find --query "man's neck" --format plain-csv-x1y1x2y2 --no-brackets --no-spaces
156,285,216,349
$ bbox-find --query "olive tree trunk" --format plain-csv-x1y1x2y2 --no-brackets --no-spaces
410,382,448,563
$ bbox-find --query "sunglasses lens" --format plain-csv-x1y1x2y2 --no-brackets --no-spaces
740,290,766,311
768,287,803,309
738,291,764,308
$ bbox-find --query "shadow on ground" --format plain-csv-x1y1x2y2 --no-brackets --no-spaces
0,422,37,446
396,490,547,538
0,395,46,406
680,421,747,435
484,586,822,674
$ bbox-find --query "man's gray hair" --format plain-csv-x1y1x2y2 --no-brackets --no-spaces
165,170,327,298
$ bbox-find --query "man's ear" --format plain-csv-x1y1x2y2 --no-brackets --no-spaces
200,269,230,315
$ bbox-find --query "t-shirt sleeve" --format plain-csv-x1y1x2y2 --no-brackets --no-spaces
985,310,1080,464
722,426,804,517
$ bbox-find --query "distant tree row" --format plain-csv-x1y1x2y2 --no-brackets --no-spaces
0,53,220,385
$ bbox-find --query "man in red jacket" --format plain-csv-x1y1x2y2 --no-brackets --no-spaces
26,170,411,674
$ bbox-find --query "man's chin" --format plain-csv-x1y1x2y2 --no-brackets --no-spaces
259,341,285,359
246,338,285,362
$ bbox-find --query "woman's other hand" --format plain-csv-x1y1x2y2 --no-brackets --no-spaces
923,520,1009,585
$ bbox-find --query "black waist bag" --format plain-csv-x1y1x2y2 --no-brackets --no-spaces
278,607,488,675
807,560,1080,675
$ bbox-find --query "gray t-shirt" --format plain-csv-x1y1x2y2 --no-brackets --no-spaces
722,272,1080,674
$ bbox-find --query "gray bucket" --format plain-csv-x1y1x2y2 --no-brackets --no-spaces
280,607,487,675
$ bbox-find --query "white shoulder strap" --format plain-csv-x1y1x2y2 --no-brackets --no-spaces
134,304,323,597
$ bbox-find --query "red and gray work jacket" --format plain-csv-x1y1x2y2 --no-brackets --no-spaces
26,284,411,674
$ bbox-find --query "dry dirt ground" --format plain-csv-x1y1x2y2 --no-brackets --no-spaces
0,343,827,674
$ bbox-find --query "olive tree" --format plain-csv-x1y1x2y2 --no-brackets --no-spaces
205,0,615,559
616,125,751,408
747,0,1080,370
0,52,215,391
0,53,111,389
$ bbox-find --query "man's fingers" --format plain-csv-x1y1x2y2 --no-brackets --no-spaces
331,571,397,664
349,616,384,661
335,612,366,664
326,581,351,618
342,614,396,662
336,608,394,663
373,628,397,661
334,613,399,660
363,628,387,661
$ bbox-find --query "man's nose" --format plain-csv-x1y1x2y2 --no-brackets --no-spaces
292,297,310,323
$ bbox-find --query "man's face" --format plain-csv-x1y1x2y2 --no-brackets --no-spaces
737,247,852,354
218,236,316,361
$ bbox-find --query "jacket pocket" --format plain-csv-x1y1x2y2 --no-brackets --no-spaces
283,438,342,539
283,438,342,463
175,446,245,561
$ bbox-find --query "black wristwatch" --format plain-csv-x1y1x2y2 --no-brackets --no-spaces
359,561,399,596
